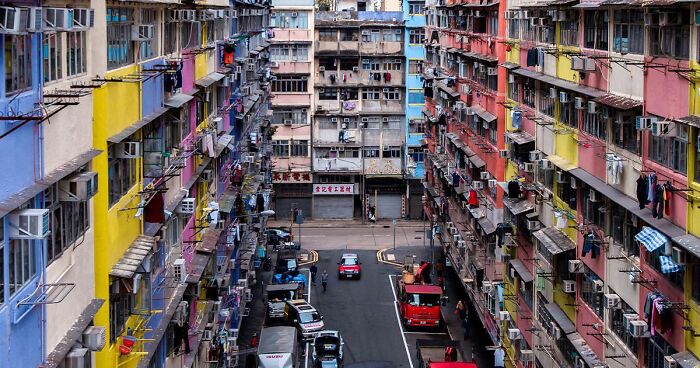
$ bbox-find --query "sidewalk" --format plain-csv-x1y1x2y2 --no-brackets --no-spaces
267,219,427,229
237,266,270,368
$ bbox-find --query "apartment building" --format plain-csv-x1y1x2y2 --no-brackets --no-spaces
423,1,700,368
311,9,407,220
0,0,270,366
269,0,315,219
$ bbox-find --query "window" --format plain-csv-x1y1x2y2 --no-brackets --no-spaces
409,119,425,134
383,59,402,71
181,20,201,49
608,296,639,355
273,140,290,156
270,44,309,61
650,10,690,59
647,335,677,368
507,74,519,101
408,0,425,14
692,261,700,302
107,8,134,70
583,108,606,140
613,9,644,54
339,59,357,70
488,11,498,35
581,267,604,319
364,146,380,158
9,239,36,296
383,146,402,158
291,140,308,156
272,109,308,125
556,172,578,210
558,98,576,127
364,116,381,129
108,142,138,206
67,31,87,76
538,84,555,117
110,284,134,342
408,90,425,105
362,88,381,100
340,30,357,41
382,116,401,130
271,11,309,28
584,11,608,50
649,135,668,167
409,147,424,163
362,59,380,71
695,130,700,184
362,30,381,43
582,188,606,229
43,33,62,82
319,30,336,41
488,120,497,145
383,88,401,100
164,21,178,55
409,29,425,44
612,113,639,154
139,9,156,60
508,19,520,39
523,78,535,108
382,29,402,42
319,88,338,100
559,20,579,47
5,35,33,94
671,125,688,174
318,118,336,129
45,184,90,264
272,75,308,93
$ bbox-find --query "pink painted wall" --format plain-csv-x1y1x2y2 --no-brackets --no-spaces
638,261,685,353
576,50,609,91
183,214,197,265
577,133,607,181
644,58,689,119
574,301,606,358
273,94,312,106
181,54,196,95
576,230,606,278
516,296,534,348
640,160,687,229
277,61,312,74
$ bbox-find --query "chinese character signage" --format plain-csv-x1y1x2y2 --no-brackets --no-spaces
273,172,312,183
313,184,355,195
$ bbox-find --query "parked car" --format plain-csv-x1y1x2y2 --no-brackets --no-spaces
257,326,299,368
266,228,292,243
284,299,324,340
337,253,361,280
312,330,344,368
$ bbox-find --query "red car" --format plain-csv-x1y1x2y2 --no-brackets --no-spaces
337,253,361,279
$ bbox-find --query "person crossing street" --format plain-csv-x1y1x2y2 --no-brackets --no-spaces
321,270,329,292
310,263,318,285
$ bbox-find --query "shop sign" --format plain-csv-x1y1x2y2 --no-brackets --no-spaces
313,184,354,195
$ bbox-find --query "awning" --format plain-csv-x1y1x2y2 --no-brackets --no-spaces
422,107,436,121
505,131,535,145
459,145,475,157
44,299,105,368
165,93,194,108
195,72,226,88
500,62,520,70
214,134,234,157
533,227,576,255
460,0,499,6
566,333,607,367
512,68,605,98
546,155,576,171
108,106,169,143
109,235,158,278
676,115,700,129
674,234,700,261
219,191,237,214
593,94,642,111
437,81,460,98
509,259,534,283
503,197,534,215
671,351,700,368
478,217,497,235
134,283,187,368
469,154,486,168
423,181,439,198
0,149,102,219
472,105,497,122
635,226,668,253
545,302,576,334
572,0,605,7
569,168,688,240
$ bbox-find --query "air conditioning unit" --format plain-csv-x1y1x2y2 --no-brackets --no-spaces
65,347,89,368
527,220,540,231
457,240,466,248
453,234,462,242
587,101,600,114
672,246,686,265
487,67,497,76
556,171,568,183
173,258,187,283
568,259,583,273
551,322,562,339
652,120,674,136
116,142,141,159
499,311,510,321
540,159,553,170
82,326,106,352
499,149,509,158
571,56,585,71
508,328,522,340
352,66,360,72
623,313,639,330
465,107,475,115
72,8,94,29
178,198,196,214
44,8,73,31
26,7,42,32
589,189,600,202
319,66,326,72
283,119,293,126
574,97,585,110
480,171,490,180
201,169,213,182
0,7,27,34
331,117,338,123
488,179,497,188
449,227,458,235
521,350,533,363
59,171,98,202
202,329,213,341
665,356,678,368
604,293,620,309
9,209,50,239
523,162,534,173
593,279,604,293
629,320,648,337
447,221,454,229
473,181,484,190
559,91,570,103
563,279,576,293
571,178,579,189
636,116,656,130
549,87,557,99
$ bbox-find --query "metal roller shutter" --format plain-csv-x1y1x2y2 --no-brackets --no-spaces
313,196,353,219
274,198,312,220
370,194,402,219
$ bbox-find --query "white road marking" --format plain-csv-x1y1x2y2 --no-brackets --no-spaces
388,275,415,368
402,331,450,335
305,342,310,368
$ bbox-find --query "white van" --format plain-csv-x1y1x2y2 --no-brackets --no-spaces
258,326,299,368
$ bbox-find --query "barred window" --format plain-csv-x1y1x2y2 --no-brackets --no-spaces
409,28,425,44
272,75,308,93
383,88,401,100
382,146,402,158
272,109,308,125
362,88,381,100
581,266,604,319
273,140,290,156
290,140,308,156
319,88,338,100
107,8,134,69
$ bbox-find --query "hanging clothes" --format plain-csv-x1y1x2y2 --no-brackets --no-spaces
468,189,479,207
606,154,623,185
537,48,544,66
329,74,336,84
647,173,657,204
343,73,347,82
206,133,215,158
555,211,568,229
495,223,513,247
384,72,392,82
511,110,522,130
144,192,165,223
581,233,599,258
652,183,664,219
374,73,381,81
664,183,672,216
636,175,648,209
452,171,461,187
507,180,520,199
526,48,537,67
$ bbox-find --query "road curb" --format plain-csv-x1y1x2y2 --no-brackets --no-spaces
298,250,318,266
376,248,404,267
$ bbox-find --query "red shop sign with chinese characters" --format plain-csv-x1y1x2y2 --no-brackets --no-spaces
313,184,355,195
272,172,312,183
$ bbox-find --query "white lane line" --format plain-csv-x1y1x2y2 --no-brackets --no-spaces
388,274,415,368
307,268,312,304
305,342,309,368
403,331,450,335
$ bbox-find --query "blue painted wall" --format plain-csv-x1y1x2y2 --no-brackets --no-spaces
141,58,166,118
403,0,425,180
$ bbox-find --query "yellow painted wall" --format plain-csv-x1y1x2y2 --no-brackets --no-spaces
506,43,520,65
93,66,145,368
686,62,700,358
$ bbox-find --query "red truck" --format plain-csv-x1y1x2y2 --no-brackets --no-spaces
416,339,477,368
397,270,446,328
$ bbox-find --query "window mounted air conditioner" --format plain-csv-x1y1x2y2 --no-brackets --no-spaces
593,279,604,293
453,234,461,242
44,8,73,31
520,350,533,363
116,142,141,159
623,313,639,330
665,356,678,368
457,240,466,248
559,91,570,103
540,158,553,170
629,320,648,337
529,150,541,161
72,8,94,29
556,171,568,183
568,259,583,273
574,97,585,110
82,326,107,352
283,119,293,126
449,227,458,235
173,258,187,283
65,347,89,368
202,329,213,341
605,293,620,309
9,209,50,239
571,178,579,189
549,87,557,99
636,116,656,130
487,67,497,76
672,246,686,265
0,7,27,34
319,66,326,72
523,162,534,173
201,169,213,182
472,181,484,190
178,198,196,214
562,279,575,293
331,117,338,123
488,179,497,188
59,172,98,202
587,101,600,114
480,171,490,180
26,7,42,32
507,328,521,340
589,189,600,202
526,220,540,230
652,120,674,136
498,311,510,321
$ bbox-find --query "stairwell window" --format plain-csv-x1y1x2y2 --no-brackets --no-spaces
107,8,134,70
613,9,644,54
584,10,609,50
649,9,690,59
559,19,579,47
5,34,33,94
43,33,62,83
67,31,87,76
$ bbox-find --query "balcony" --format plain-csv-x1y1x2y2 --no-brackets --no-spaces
360,41,403,55
316,41,361,54
272,61,312,74
316,70,362,86
316,128,361,144
314,156,362,172
271,29,313,42
359,69,404,86
361,99,404,113
364,158,402,175
271,93,312,106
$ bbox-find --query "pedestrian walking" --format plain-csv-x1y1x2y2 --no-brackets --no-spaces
493,346,506,368
454,299,467,320
310,263,318,285
321,270,329,292
461,314,470,340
